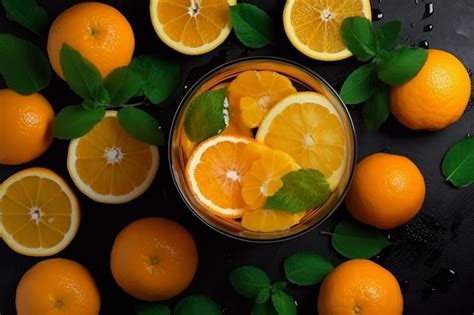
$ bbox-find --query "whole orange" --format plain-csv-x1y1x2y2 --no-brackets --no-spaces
345,153,425,229
0,89,54,165
110,217,198,301
47,2,135,79
318,259,403,315
391,49,471,130
16,258,100,315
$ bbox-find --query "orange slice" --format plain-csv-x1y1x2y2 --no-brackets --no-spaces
150,0,236,55
283,0,372,61
242,209,305,233
241,148,299,209
256,92,346,189
227,71,297,128
185,135,265,219
0,168,80,256
67,111,159,204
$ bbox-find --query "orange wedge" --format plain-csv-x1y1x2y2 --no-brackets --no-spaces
185,135,265,219
67,111,159,204
150,0,236,55
241,148,299,209
283,0,372,61
242,209,305,233
0,168,80,256
227,71,297,128
256,92,346,189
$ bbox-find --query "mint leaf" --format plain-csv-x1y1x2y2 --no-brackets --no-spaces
284,251,333,286
1,0,49,37
340,63,377,105
135,302,171,315
376,46,428,86
271,290,296,315
341,17,376,61
104,66,146,105
252,301,278,315
60,43,109,102
255,287,271,305
376,21,402,51
130,55,180,104
174,295,222,315
331,220,390,259
117,107,164,145
363,83,390,131
442,136,474,187
229,266,271,298
184,88,228,142
53,106,105,139
265,169,331,213
0,33,50,95
230,4,273,49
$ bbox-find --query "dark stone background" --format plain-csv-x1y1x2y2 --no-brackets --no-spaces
1,0,473,314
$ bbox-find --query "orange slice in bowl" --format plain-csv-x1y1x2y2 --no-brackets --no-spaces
242,209,305,233
185,135,266,219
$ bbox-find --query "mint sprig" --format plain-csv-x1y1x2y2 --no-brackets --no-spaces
340,17,428,130
230,4,274,49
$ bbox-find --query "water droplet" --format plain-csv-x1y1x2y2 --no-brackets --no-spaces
422,2,434,19
372,8,384,21
415,0,419,4
425,268,456,294
184,84,189,92
467,68,472,77
419,40,430,48
423,24,434,32
410,22,415,28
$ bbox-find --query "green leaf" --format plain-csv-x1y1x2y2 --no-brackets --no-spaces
1,0,49,37
376,46,428,86
341,17,376,61
60,43,109,102
363,83,390,131
104,66,146,105
340,63,377,105
135,302,171,315
230,4,274,49
53,106,105,140
376,21,402,51
255,287,271,305
331,220,390,259
284,251,334,286
0,33,50,95
271,290,296,315
229,266,271,298
265,169,331,213
184,88,228,142
130,55,180,104
252,301,278,315
271,281,287,292
174,295,222,315
442,136,474,187
117,107,164,145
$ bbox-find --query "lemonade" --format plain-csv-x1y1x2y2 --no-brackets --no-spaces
170,58,356,241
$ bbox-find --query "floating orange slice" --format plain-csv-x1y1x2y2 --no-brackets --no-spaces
67,111,159,204
227,71,297,128
185,135,265,219
0,168,80,256
242,209,305,233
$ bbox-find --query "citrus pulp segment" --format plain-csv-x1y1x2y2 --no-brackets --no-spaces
242,209,306,233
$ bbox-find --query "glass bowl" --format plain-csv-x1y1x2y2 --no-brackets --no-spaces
169,57,357,243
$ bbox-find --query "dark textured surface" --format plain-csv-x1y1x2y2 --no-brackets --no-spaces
1,1,474,314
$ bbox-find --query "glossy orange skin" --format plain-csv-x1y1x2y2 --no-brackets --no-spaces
0,89,54,165
345,153,425,229
47,2,135,79
318,259,403,315
110,217,198,301
391,49,471,131
16,258,100,315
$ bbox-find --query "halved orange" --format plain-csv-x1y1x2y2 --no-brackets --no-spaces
150,0,236,55
67,111,159,204
227,71,297,128
0,168,80,256
242,209,305,233
256,92,346,189
241,148,299,209
185,135,265,219
283,0,372,61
